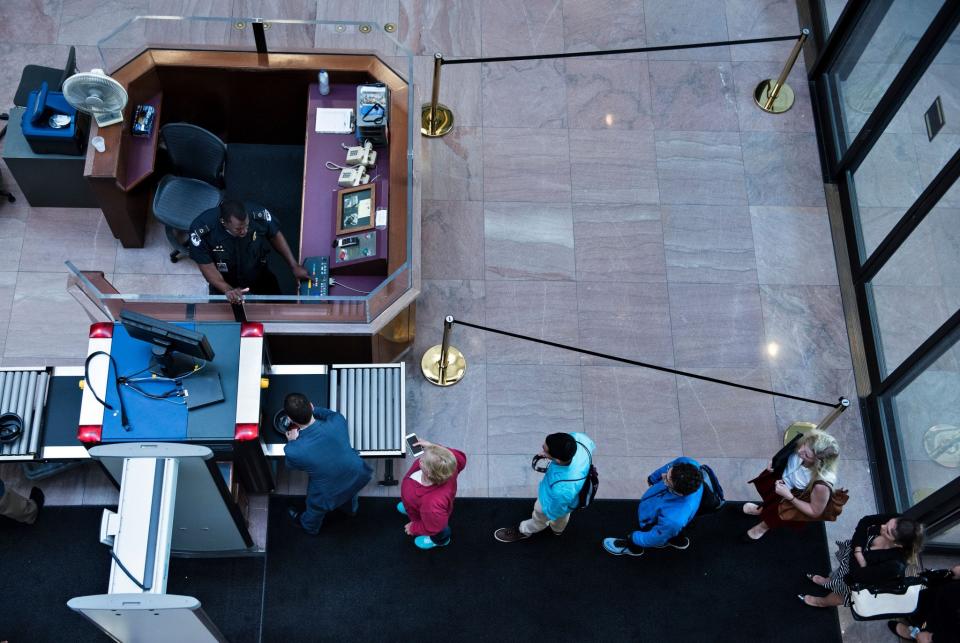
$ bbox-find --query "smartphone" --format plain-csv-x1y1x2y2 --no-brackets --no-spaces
405,433,423,457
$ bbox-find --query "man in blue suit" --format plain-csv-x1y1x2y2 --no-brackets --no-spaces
283,393,373,535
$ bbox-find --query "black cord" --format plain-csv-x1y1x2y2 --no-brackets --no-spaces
85,351,131,431
361,102,385,124
109,550,151,591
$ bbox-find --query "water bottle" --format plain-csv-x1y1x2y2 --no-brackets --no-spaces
318,70,330,96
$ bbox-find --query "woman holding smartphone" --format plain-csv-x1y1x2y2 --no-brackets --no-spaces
397,439,467,550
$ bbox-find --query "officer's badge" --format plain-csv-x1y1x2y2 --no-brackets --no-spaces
252,231,257,241
190,232,201,247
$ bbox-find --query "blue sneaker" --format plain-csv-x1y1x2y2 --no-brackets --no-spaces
603,538,644,557
396,501,407,516
415,535,448,550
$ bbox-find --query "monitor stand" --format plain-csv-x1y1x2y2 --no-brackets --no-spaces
150,347,225,410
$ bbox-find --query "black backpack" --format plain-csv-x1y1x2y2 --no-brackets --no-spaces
696,464,725,516
550,441,599,510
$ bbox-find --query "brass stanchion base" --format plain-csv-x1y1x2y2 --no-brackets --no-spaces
421,344,466,386
420,103,454,137
754,79,796,114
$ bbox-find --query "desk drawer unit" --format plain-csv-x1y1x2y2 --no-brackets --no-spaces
329,363,405,457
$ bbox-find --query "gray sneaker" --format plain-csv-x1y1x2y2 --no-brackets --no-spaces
494,527,531,543
602,538,644,557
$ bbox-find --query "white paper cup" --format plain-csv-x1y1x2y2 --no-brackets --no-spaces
91,136,106,153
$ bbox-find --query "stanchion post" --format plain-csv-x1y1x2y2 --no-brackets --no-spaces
815,397,850,431
754,28,809,114
421,52,455,137
421,315,466,386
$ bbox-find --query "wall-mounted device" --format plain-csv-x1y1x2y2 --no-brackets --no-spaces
334,231,377,264
356,83,389,147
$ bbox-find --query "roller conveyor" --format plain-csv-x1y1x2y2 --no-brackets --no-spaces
328,363,405,457
0,367,51,460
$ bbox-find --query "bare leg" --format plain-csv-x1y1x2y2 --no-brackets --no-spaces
746,520,769,540
802,592,844,607
742,502,761,516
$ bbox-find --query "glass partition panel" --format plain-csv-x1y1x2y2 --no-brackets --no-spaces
868,199,959,375
831,0,944,148
888,339,960,545
854,19,960,259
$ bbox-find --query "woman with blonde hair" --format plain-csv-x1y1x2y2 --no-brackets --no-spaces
742,428,845,541
397,439,467,550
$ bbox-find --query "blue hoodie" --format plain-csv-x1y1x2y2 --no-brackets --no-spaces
538,432,596,520
630,456,703,548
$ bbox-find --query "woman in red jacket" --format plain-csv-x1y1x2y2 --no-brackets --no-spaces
397,439,467,550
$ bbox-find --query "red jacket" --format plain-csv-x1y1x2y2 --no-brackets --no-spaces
400,447,467,536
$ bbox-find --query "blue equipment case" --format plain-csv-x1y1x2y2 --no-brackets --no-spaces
22,82,85,155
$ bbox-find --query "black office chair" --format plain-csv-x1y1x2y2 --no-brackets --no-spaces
13,46,77,108
152,123,227,263
1,46,77,141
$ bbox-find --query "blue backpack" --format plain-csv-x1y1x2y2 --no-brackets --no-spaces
696,464,725,515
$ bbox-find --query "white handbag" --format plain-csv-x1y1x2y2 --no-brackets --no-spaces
850,579,925,620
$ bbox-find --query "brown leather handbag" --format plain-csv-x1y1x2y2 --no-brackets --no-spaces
777,481,849,522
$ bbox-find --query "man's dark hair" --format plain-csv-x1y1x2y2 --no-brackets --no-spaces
283,393,313,426
219,199,248,223
669,463,703,496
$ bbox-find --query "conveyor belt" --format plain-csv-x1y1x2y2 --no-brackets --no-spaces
0,368,50,460
329,363,405,456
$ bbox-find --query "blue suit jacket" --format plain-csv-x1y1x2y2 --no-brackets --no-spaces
285,408,373,510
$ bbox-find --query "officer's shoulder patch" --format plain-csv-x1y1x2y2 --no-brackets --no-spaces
253,208,272,222
190,224,210,247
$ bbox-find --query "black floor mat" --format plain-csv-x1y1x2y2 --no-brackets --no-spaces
224,144,305,295
263,497,841,643
0,506,264,643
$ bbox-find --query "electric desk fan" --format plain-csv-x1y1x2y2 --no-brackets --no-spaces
62,69,128,127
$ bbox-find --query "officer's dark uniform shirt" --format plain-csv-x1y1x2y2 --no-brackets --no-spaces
188,202,281,291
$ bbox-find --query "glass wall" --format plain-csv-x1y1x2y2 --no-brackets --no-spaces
831,0,945,148
888,340,960,510
812,0,960,549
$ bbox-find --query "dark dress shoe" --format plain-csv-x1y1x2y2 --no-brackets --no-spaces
29,487,45,512
287,506,303,525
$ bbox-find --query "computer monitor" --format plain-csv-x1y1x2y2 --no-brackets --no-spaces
119,310,215,377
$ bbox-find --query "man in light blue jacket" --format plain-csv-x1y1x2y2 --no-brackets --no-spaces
494,432,595,542
603,456,703,556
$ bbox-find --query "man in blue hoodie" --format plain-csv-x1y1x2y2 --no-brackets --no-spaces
603,456,703,556
493,432,595,542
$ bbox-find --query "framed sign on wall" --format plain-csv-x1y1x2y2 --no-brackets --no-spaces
335,183,376,236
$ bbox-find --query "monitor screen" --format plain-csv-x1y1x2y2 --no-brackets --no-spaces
119,310,215,364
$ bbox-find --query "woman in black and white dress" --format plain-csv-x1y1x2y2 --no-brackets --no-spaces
800,513,925,607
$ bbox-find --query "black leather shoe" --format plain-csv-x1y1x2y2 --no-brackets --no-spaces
287,507,302,525
29,487,45,512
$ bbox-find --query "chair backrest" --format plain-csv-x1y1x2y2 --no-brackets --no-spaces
160,123,227,185
58,46,77,91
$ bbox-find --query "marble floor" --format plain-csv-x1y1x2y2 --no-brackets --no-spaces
0,1,915,640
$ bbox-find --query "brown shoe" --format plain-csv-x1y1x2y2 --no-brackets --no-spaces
494,526,530,543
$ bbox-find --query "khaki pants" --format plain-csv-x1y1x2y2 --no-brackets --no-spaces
0,485,38,524
519,499,570,536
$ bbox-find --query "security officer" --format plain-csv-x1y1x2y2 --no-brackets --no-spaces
189,199,308,303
